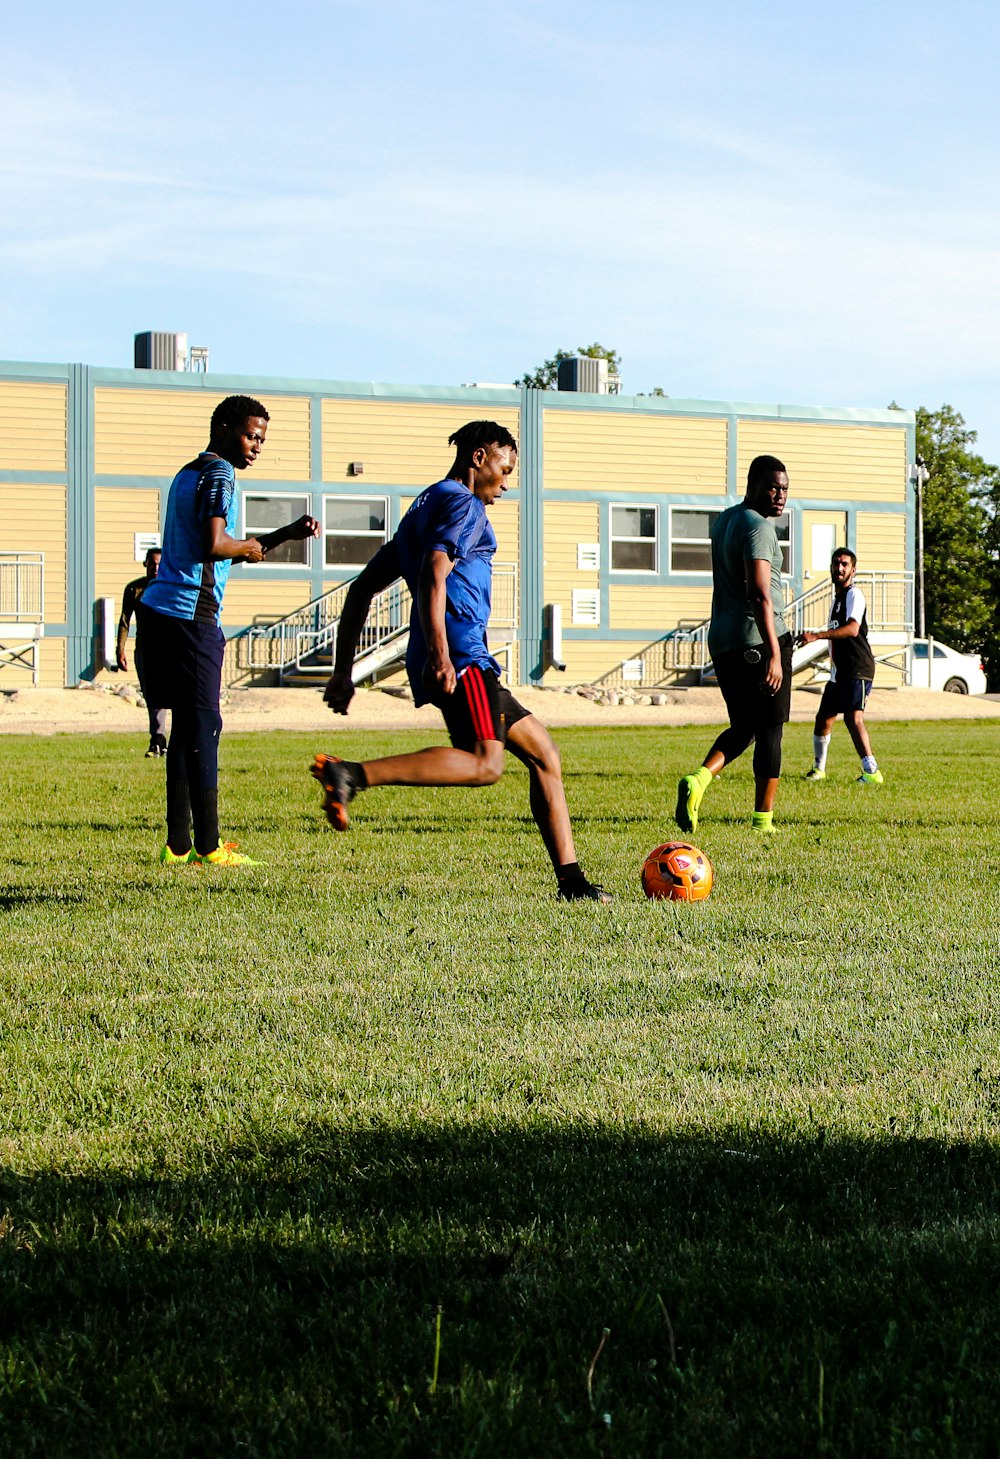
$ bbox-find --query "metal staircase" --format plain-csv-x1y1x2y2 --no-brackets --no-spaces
594,571,914,691
221,563,519,689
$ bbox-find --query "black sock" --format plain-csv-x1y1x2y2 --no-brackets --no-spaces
557,862,583,884
342,760,367,792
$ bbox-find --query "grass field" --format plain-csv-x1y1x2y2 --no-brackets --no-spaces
2,720,1000,1457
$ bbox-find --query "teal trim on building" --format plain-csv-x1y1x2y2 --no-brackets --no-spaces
66,364,95,682
519,388,544,680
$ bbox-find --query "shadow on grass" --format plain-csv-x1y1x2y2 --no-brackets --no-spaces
0,887,87,911
2,1125,999,1457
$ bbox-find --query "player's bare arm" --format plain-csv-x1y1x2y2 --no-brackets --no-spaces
257,515,320,555
745,556,782,692
202,515,266,563
324,541,403,714
798,620,860,646
418,549,457,696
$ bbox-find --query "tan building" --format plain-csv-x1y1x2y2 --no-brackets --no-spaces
0,360,914,689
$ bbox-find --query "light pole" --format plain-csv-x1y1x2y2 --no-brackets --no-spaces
911,455,929,639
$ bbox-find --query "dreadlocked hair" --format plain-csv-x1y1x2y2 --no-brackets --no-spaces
447,420,517,463
210,395,270,435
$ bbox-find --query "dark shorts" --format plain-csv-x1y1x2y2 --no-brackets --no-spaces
139,607,226,711
818,676,873,718
714,633,793,731
428,666,532,752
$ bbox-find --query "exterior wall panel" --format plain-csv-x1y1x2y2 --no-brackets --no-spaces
94,389,311,479
609,583,714,630
737,422,907,502
542,502,600,617
543,411,728,493
322,400,521,487
222,577,318,626
855,512,907,572
538,639,667,685
0,382,67,472
95,487,161,603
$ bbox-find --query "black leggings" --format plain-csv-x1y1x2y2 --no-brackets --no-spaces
709,719,784,781
166,706,223,855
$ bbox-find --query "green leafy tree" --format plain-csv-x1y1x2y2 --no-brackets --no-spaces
515,343,621,390
915,404,1000,658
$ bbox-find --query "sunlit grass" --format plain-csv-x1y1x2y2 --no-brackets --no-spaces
1,723,999,1455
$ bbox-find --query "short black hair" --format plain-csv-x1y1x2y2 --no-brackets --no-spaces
746,454,786,491
832,546,856,566
144,546,161,567
447,420,517,463
210,395,269,436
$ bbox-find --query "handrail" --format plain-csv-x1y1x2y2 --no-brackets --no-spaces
0,553,45,622
593,571,915,690
221,561,519,688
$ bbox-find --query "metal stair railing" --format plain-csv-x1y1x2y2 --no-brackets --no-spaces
0,553,45,684
593,571,914,690
221,562,519,688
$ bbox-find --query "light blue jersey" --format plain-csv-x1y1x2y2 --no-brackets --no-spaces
143,455,237,623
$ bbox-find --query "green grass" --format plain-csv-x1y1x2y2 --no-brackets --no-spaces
2,721,1000,1456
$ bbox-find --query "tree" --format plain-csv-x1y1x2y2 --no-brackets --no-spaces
515,342,621,390
915,404,1000,656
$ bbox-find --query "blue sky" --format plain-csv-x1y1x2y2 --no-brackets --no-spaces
3,0,999,462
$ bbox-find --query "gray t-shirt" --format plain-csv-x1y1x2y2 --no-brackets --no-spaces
707,501,787,657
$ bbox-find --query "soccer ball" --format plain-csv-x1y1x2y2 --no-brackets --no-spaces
641,841,714,902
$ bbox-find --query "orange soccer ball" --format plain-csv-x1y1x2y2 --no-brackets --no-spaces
641,841,714,902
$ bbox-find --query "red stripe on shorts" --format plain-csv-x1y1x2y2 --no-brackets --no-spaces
462,666,494,741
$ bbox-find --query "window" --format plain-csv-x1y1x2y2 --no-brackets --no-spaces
323,495,389,568
669,508,722,573
775,511,793,576
242,494,311,565
610,505,657,572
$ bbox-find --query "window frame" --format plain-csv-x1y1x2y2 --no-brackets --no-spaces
609,502,659,574
322,493,391,572
668,505,723,576
241,491,312,567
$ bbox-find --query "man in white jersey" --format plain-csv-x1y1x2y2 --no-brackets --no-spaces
798,547,883,785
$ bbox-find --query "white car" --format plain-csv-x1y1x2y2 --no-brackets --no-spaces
908,638,987,695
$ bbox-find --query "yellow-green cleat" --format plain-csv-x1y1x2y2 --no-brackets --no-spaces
159,843,195,865
192,840,263,866
804,767,826,781
675,774,705,835
857,769,884,785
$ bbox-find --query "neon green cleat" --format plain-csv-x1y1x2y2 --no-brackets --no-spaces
857,769,884,785
675,774,705,834
159,844,195,865
192,840,263,866
804,767,826,781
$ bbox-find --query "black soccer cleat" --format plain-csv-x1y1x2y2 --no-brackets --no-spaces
310,752,357,831
557,878,613,904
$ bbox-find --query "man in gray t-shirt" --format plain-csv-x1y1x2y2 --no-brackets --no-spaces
676,455,793,835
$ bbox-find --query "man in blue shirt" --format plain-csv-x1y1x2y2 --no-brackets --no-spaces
314,420,611,903
143,394,319,865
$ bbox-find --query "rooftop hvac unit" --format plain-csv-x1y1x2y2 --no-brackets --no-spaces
557,355,608,394
134,331,188,371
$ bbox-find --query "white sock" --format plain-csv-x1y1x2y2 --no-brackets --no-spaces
813,733,831,771
862,755,878,774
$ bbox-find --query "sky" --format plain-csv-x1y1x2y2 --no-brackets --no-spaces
2,0,999,461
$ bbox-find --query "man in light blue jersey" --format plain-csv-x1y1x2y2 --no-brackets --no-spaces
143,395,319,865
313,421,611,903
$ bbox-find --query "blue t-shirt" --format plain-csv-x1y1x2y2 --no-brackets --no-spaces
394,478,501,703
142,455,238,623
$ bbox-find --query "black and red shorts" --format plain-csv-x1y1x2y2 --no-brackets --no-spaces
427,666,532,752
